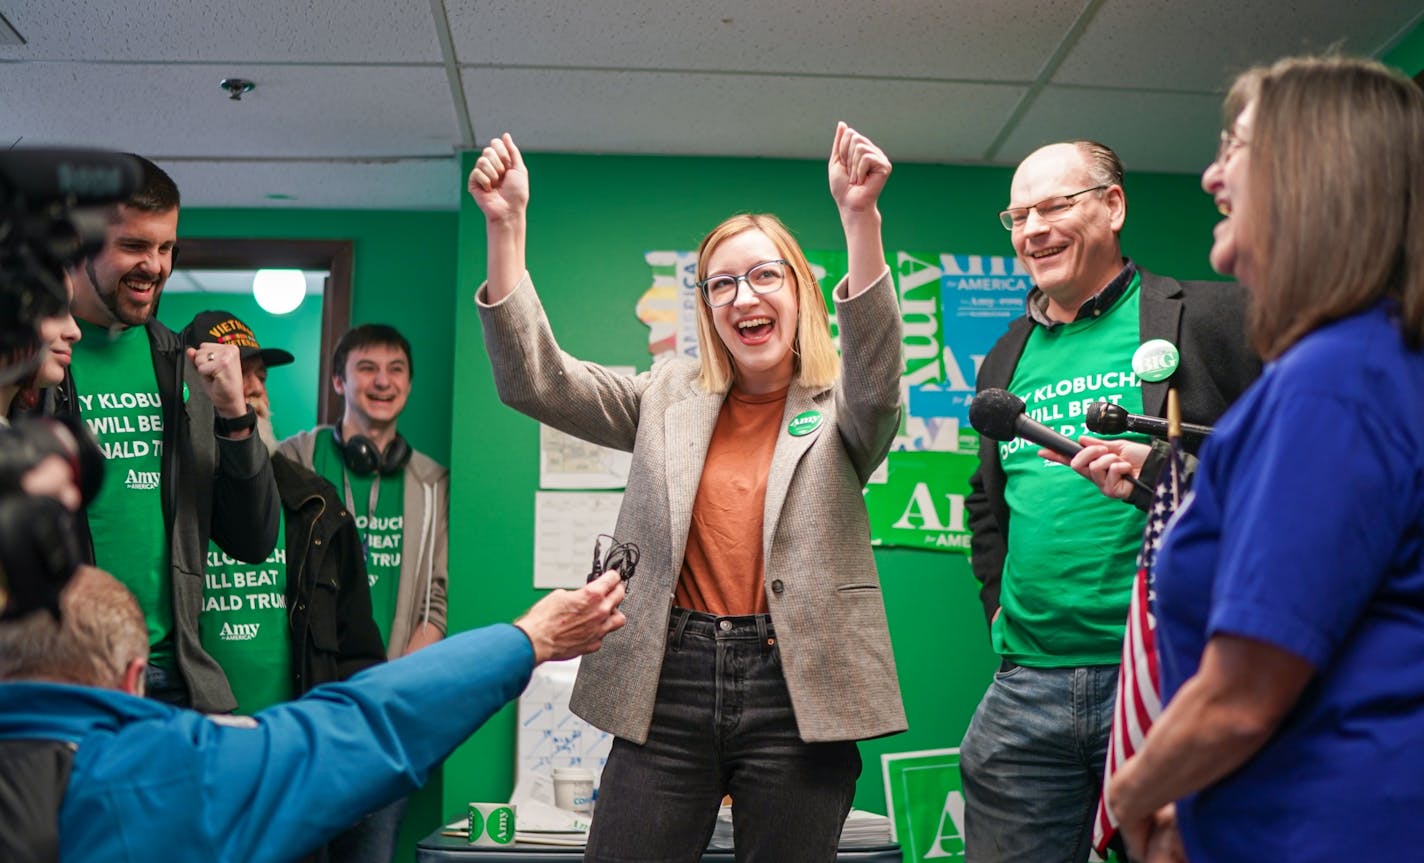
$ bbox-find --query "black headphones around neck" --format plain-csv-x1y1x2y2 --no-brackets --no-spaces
332,425,412,477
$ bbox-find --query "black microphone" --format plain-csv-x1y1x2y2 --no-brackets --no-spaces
970,388,1153,496
0,148,143,205
1084,402,1213,442
968,388,1083,460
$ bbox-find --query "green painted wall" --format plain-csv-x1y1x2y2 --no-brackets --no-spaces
176,208,459,465
1382,13,1424,77
443,148,1228,831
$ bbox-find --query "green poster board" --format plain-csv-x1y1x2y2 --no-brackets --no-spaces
864,451,977,552
881,748,966,861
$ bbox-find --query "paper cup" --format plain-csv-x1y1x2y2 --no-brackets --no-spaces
552,767,596,815
467,802,516,846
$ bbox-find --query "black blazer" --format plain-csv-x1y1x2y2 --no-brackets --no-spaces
965,267,1261,628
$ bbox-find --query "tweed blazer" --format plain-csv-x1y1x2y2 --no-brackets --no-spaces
478,270,908,744
965,266,1262,628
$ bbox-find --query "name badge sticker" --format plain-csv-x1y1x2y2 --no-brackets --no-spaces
1133,339,1180,382
787,410,823,437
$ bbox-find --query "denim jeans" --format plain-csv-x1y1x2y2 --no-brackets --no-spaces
958,664,1117,863
584,608,860,863
143,661,190,708
328,795,407,863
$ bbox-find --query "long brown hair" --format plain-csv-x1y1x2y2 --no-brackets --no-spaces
693,214,839,393
1231,56,1424,360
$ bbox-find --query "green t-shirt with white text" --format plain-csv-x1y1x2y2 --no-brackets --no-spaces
313,433,404,648
996,274,1149,667
199,510,294,713
72,320,174,668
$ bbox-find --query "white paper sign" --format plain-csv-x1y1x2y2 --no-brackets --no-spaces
539,424,632,490
515,657,613,799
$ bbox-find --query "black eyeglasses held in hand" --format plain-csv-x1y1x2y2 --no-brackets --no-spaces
587,533,639,585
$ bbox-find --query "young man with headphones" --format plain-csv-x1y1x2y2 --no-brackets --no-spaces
279,324,449,863
280,324,448,659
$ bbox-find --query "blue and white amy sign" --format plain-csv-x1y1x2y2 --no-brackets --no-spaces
896,252,1030,444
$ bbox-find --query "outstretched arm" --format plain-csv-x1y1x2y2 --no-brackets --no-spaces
516,570,627,663
828,122,891,298
468,133,530,303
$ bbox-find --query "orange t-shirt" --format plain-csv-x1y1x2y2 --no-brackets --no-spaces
674,385,788,615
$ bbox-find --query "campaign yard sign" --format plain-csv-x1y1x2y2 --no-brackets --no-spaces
882,747,966,861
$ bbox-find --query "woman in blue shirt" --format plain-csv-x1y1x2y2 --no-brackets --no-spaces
1079,55,1424,862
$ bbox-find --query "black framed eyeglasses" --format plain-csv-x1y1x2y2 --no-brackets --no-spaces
999,185,1108,231
695,259,790,308
587,533,639,584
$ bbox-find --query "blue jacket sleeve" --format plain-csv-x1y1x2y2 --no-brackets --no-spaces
62,623,535,863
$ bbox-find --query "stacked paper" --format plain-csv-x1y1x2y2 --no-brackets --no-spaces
839,809,894,846
708,806,892,850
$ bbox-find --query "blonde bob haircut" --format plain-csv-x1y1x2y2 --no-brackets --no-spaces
693,214,840,393
1228,55,1424,360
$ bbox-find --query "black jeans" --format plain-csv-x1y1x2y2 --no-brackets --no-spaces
584,608,860,863
143,661,189,708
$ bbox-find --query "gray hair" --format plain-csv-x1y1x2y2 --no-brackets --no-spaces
0,567,148,688
1074,140,1125,189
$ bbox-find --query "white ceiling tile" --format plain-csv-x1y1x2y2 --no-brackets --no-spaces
170,270,326,295
0,0,443,63
463,67,1025,164
1000,86,1225,175
1055,0,1418,91
164,159,461,209
448,0,1084,82
5,62,460,158
0,0,1418,210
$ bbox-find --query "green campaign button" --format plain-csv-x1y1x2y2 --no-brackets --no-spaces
1133,339,1180,382
787,410,823,436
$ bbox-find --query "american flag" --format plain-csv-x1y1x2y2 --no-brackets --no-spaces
1092,395,1186,859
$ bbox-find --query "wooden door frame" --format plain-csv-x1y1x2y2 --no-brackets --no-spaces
176,238,353,424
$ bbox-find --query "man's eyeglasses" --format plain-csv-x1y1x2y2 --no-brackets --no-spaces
695,259,790,308
999,185,1108,231
1215,129,1249,164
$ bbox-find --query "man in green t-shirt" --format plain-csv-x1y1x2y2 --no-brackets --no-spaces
278,324,448,863
958,140,1261,862
280,325,448,659
55,156,280,713
190,310,384,717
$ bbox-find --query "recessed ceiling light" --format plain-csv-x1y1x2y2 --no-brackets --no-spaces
252,269,305,315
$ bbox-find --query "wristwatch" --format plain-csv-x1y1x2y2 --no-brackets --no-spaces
213,406,257,436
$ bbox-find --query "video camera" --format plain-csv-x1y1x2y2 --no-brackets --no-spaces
1,148,140,619
1,148,143,384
